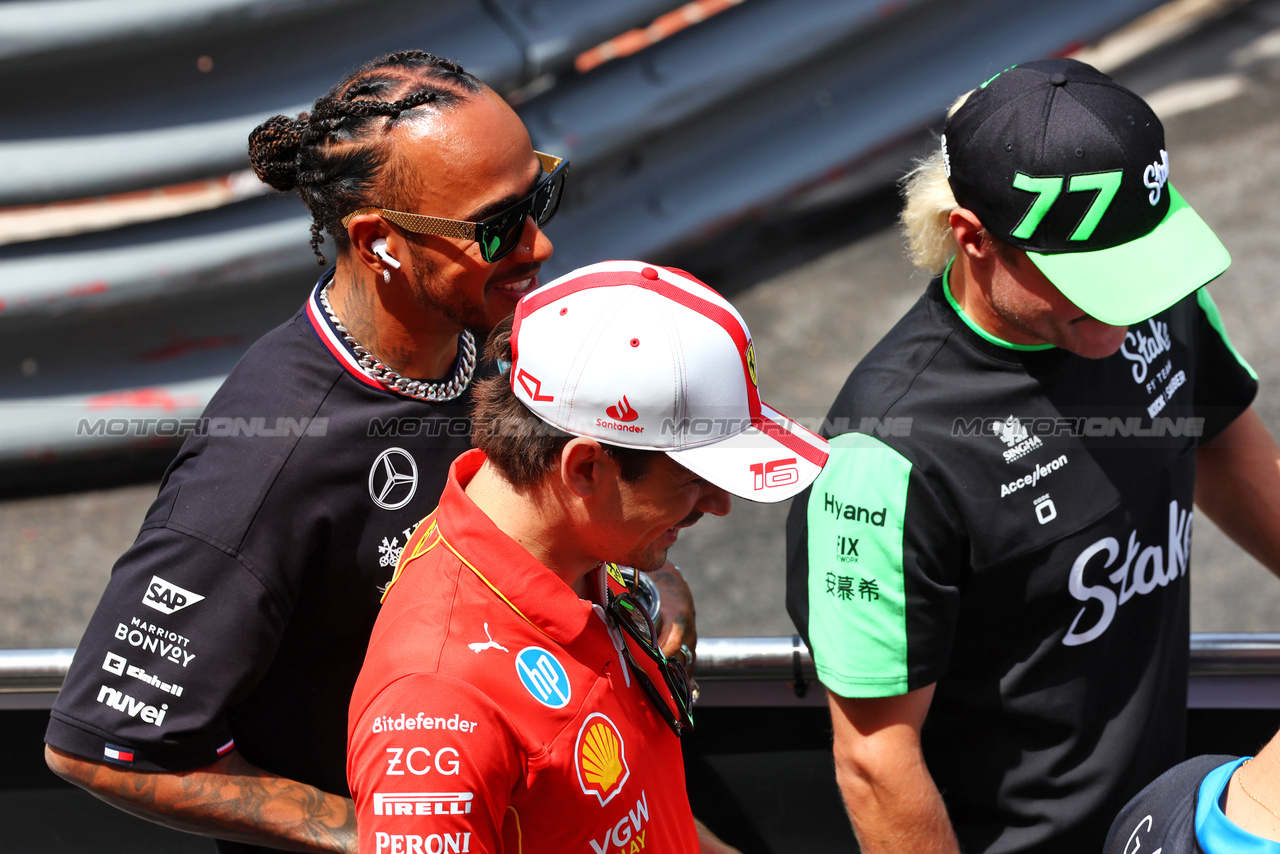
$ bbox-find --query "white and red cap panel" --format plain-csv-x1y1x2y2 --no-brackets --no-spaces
509,260,827,502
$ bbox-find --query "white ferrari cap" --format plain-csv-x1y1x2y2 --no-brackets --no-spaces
509,260,828,502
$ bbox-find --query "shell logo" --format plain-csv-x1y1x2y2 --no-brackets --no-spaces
575,713,630,806
605,563,627,588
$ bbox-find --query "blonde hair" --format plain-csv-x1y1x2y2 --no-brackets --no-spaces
899,149,957,276
899,89,974,275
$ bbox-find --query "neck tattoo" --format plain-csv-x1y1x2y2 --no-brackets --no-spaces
320,279,476,402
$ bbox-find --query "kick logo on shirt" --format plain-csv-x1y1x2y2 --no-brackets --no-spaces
514,647,571,708
142,576,205,615
575,713,630,806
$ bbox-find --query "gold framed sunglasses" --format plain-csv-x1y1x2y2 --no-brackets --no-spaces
341,152,567,263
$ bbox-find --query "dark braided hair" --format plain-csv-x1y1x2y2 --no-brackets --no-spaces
248,51,483,264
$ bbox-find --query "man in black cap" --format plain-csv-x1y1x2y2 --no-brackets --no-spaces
786,58,1280,853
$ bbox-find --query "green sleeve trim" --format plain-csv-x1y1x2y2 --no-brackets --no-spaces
804,433,913,698
942,257,1056,351
1197,288,1258,381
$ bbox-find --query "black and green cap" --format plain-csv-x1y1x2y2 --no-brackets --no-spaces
942,57,1230,326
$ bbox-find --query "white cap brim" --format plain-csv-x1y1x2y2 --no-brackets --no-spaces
668,403,828,503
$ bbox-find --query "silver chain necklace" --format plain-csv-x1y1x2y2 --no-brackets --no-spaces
319,282,477,402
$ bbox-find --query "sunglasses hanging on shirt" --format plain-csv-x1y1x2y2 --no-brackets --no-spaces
605,584,695,737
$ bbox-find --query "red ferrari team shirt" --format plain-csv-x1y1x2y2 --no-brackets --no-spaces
348,449,698,854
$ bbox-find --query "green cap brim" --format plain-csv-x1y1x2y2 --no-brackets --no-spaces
1026,184,1231,326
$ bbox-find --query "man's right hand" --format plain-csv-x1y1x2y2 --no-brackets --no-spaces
651,561,697,664
45,744,356,854
827,685,960,854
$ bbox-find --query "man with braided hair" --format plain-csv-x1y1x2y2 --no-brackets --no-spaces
43,51,696,854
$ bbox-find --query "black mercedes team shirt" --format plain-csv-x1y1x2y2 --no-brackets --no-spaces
47,270,478,852
786,268,1257,854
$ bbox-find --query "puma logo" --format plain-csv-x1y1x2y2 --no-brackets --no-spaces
468,623,509,654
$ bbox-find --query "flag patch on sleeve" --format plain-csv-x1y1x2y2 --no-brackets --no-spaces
103,744,135,764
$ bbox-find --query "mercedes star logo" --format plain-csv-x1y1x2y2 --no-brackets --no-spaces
368,448,418,510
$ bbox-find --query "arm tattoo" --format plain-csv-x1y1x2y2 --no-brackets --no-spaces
52,748,356,854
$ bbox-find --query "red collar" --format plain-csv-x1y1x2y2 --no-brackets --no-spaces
432,449,603,645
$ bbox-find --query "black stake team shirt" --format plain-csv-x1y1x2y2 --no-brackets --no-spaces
786,268,1258,854
46,271,479,854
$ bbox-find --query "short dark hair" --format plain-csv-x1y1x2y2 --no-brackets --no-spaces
247,50,483,264
470,317,657,488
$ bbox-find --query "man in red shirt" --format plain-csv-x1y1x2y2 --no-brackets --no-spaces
347,260,830,853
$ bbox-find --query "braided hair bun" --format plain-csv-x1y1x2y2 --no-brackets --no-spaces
248,113,308,192
246,51,483,263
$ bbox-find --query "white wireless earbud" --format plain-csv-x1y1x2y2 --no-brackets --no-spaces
371,238,401,269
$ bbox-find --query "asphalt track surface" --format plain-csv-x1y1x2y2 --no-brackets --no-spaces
4,0,1280,649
